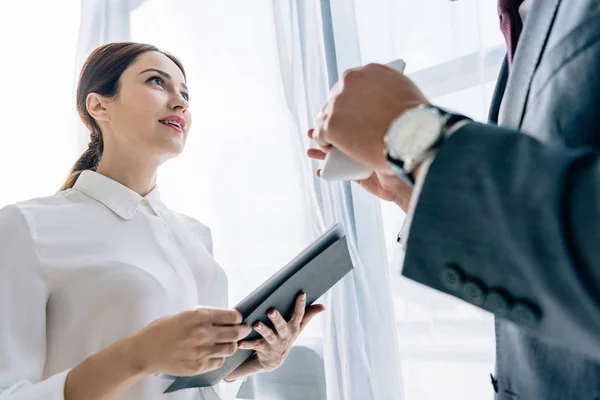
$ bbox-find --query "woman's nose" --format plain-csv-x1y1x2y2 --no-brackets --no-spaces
172,103,187,113
169,94,188,112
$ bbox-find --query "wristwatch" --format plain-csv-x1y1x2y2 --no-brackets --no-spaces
384,104,470,183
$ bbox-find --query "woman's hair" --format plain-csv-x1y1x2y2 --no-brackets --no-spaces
60,42,186,191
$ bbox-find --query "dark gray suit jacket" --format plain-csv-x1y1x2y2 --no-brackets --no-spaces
402,0,600,398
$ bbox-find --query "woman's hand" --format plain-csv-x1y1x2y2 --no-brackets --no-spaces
306,129,413,212
238,293,325,372
130,307,252,377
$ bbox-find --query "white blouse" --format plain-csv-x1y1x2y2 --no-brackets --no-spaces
0,171,242,400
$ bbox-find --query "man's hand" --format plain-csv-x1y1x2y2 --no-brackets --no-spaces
313,63,429,174
307,130,412,212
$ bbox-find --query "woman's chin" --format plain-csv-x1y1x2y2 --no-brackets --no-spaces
152,143,185,162
161,136,186,153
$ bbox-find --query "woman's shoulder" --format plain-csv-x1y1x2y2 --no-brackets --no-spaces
0,190,79,228
5,189,76,210
0,196,60,245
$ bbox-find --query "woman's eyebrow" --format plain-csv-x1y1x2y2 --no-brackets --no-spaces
139,68,171,79
139,68,187,91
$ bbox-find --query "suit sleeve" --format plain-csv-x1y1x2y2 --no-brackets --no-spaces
402,121,600,358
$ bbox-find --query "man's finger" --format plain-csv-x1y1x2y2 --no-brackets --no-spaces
306,148,327,161
312,124,322,145
313,125,333,150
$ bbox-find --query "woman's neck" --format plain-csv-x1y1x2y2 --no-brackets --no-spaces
95,154,159,197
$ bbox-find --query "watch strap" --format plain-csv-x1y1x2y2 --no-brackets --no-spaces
433,106,471,133
386,153,415,185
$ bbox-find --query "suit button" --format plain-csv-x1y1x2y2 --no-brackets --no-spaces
461,280,486,306
440,265,463,292
484,290,511,318
510,302,541,328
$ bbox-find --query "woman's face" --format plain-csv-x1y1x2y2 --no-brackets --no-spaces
102,51,191,162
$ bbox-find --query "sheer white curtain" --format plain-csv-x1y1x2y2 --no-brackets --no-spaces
327,0,505,398
272,1,404,399
0,1,81,207
72,0,138,151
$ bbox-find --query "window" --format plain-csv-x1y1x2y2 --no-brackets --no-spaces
344,0,505,398
0,1,81,206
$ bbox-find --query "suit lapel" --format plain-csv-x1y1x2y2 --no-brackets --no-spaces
488,56,509,124
498,0,561,128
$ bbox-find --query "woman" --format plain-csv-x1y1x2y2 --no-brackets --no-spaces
0,42,324,400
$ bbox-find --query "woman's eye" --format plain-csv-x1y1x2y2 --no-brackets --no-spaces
181,92,189,101
148,76,164,86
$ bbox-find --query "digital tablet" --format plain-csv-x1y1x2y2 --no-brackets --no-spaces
164,223,353,392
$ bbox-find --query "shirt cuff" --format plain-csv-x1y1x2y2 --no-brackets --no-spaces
396,119,472,252
398,155,435,252
0,369,71,400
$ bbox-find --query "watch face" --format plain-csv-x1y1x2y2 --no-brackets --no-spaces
386,107,445,160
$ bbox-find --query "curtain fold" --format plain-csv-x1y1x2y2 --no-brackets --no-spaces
330,1,502,399
72,0,141,152
271,1,405,398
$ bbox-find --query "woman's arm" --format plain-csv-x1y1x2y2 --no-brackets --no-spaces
63,336,146,400
0,205,145,400
0,205,73,399
0,205,251,399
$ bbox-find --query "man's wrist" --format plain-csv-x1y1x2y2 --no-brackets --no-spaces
409,118,470,181
410,163,423,182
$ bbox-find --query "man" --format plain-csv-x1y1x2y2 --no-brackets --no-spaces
307,0,600,398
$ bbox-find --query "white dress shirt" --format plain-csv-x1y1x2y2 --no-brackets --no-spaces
398,0,533,256
0,170,242,400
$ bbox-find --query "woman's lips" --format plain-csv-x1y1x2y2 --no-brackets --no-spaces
160,121,184,134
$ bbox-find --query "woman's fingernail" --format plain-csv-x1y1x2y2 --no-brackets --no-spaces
269,310,277,318
239,343,246,349
256,323,263,330
301,293,307,300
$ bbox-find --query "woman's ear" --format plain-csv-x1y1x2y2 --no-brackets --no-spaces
86,93,110,122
